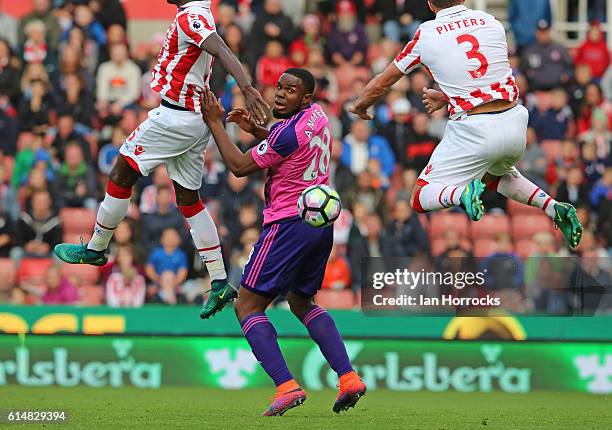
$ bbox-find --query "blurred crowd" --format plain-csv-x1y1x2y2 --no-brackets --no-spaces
0,0,609,312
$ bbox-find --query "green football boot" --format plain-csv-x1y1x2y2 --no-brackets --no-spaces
199,279,238,319
552,202,583,248
54,239,108,266
460,179,486,221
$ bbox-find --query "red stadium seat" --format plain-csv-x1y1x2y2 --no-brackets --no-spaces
506,198,543,216
471,214,510,240
541,140,562,161
60,208,97,234
473,239,501,257
428,212,470,240
515,240,539,259
79,285,104,306
17,258,55,286
62,264,101,286
511,215,553,240
0,258,17,284
316,289,355,309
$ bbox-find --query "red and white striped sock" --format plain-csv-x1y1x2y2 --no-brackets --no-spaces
413,179,464,212
494,171,557,218
178,201,227,282
88,180,131,252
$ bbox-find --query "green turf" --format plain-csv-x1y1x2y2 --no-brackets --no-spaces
1,387,610,429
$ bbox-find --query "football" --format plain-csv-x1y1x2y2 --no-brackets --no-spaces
297,184,342,228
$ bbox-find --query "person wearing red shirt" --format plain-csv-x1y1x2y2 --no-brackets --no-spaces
575,21,611,80
256,40,294,89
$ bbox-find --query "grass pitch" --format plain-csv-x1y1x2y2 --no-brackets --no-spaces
1,386,610,429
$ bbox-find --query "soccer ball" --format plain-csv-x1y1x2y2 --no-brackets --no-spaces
297,184,342,228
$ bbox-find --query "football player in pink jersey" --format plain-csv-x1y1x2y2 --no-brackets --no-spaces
55,0,269,319
201,69,366,416
350,0,582,248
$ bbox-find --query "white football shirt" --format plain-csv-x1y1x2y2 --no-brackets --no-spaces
394,4,518,119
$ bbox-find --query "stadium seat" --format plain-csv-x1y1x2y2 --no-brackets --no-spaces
79,285,104,306
472,239,500,258
511,215,553,240
471,214,510,240
428,212,469,240
62,264,101,286
316,289,355,309
17,258,55,286
0,258,17,284
540,139,562,161
515,240,539,259
506,198,543,216
60,208,97,234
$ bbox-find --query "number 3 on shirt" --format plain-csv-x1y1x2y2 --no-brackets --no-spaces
303,127,331,181
457,34,488,79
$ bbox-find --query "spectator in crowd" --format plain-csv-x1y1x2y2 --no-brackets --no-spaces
13,190,62,260
576,83,612,135
569,64,593,116
0,39,22,108
141,185,187,251
96,43,141,117
508,0,551,53
381,199,428,257
59,73,95,129
105,244,146,308
370,0,433,43
534,257,570,314
18,0,61,51
0,92,18,156
581,141,607,188
57,142,97,209
21,19,54,72
289,14,325,67
0,2,18,50
247,0,296,67
340,119,395,181
228,227,259,287
528,88,574,140
590,167,612,210
41,265,79,305
0,199,13,257
139,165,173,215
321,244,351,290
145,228,188,304
256,40,294,89
574,20,610,80
89,0,127,31
52,113,91,162
556,166,590,207
521,20,573,91
18,78,52,134
326,0,368,67
579,108,612,160
481,233,524,291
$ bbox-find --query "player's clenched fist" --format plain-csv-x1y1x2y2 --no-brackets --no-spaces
201,88,225,124
422,87,447,114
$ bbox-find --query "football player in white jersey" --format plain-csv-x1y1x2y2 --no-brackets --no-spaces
55,0,270,318
350,0,582,248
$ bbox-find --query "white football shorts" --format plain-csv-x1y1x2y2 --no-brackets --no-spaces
119,104,211,190
418,104,529,185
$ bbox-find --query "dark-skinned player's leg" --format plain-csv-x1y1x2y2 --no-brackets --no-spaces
481,172,583,248
170,180,237,317
235,287,306,416
287,292,366,413
54,156,141,266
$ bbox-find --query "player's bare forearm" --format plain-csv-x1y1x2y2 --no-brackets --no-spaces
207,121,260,177
350,63,404,120
201,33,269,124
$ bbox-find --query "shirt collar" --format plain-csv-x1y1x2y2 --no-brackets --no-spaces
179,0,211,11
436,5,467,18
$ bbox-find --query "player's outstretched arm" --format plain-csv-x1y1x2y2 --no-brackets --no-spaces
201,33,270,125
226,108,270,141
201,88,261,178
349,62,404,120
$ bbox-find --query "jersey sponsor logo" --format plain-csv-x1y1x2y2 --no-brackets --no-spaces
425,164,434,175
256,141,269,155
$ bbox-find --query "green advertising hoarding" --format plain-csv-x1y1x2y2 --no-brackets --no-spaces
2,305,612,341
0,335,610,394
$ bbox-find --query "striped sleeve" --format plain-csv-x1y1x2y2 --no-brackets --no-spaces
393,28,422,74
177,12,216,47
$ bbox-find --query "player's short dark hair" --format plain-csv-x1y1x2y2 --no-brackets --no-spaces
429,0,463,8
283,68,316,94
